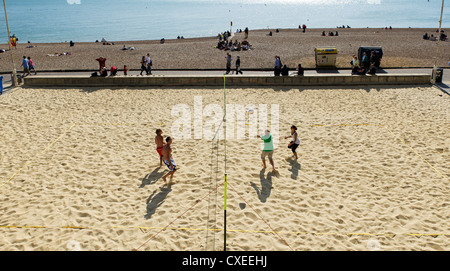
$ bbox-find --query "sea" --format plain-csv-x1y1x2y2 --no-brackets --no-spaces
0,0,448,43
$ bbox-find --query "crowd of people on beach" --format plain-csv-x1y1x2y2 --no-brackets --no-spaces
322,31,339,37
216,27,252,51
423,29,448,41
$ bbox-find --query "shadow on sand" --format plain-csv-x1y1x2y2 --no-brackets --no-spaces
286,157,301,180
144,185,172,219
251,169,275,203
139,167,167,188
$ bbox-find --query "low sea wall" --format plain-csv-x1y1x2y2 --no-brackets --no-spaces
23,74,431,88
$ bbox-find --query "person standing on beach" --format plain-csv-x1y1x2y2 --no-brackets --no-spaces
20,56,31,77
161,137,177,184
225,53,232,75
244,27,249,39
257,129,276,172
96,57,107,71
284,125,300,159
155,129,165,167
235,56,243,75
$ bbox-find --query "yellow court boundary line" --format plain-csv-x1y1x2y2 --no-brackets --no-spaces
0,123,76,190
0,225,448,238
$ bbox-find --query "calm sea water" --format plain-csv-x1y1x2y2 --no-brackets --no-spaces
0,0,448,43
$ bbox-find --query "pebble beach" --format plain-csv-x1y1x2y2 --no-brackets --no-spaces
0,28,449,73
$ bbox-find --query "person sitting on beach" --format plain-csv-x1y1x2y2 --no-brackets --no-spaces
352,65,367,75
110,66,118,76
161,136,177,185
368,64,377,75
423,33,430,40
351,55,360,68
100,66,108,77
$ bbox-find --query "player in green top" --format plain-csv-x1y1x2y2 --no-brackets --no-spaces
257,129,276,172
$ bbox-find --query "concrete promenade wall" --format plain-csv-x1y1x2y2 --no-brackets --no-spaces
23,74,432,88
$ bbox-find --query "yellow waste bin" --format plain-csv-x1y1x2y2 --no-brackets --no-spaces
314,47,337,68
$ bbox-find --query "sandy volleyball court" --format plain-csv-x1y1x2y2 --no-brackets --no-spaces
0,85,448,251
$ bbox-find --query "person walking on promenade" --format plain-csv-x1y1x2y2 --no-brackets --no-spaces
28,56,37,75
146,53,152,75
274,56,282,76
235,56,243,75
140,56,147,76
225,53,232,75
20,56,31,77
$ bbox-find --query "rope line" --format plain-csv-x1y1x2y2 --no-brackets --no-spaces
227,182,295,251
134,180,225,251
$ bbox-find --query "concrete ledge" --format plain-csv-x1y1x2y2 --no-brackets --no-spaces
23,74,432,88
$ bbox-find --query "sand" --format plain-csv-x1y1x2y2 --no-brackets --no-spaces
0,28,449,73
0,84,448,251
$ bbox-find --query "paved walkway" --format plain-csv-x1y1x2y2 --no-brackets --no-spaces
1,68,449,95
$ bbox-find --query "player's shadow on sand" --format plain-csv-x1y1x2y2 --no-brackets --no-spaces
250,169,274,203
145,186,172,219
286,157,301,180
139,168,168,188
